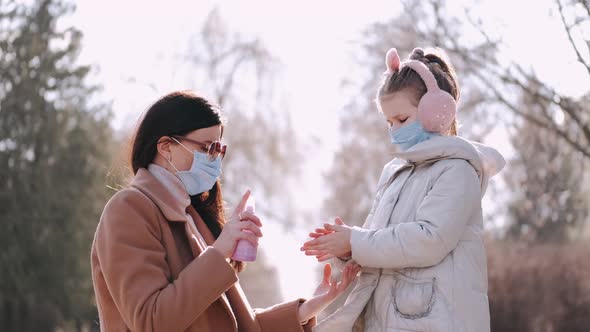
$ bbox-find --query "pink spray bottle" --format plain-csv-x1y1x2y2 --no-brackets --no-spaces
231,195,258,262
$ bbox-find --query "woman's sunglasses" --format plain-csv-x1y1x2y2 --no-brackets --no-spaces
171,135,227,161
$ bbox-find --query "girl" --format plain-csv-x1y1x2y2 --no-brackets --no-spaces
91,91,361,332
302,48,505,332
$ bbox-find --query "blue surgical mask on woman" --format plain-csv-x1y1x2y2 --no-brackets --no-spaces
389,121,439,151
166,141,222,196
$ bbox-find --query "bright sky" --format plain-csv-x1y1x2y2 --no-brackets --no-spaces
67,0,588,301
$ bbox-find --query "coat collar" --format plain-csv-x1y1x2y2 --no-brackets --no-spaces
392,136,481,167
391,135,506,197
131,167,190,223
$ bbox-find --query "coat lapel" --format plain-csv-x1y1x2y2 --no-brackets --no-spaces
184,219,205,259
131,168,210,258
187,206,245,330
132,168,243,330
188,207,260,332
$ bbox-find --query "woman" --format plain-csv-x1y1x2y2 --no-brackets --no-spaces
91,91,360,332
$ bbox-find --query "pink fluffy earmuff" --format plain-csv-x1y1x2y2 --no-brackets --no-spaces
384,48,457,133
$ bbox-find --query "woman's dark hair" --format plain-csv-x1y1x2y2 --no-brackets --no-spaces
377,47,460,135
129,91,244,271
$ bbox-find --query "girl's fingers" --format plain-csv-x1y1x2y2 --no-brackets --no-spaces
303,250,324,256
301,240,316,249
324,223,346,232
303,236,327,247
317,253,335,262
334,217,345,225
306,228,332,240
305,243,330,251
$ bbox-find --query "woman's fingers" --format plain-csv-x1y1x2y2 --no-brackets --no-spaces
329,276,338,295
349,264,361,282
336,262,360,291
338,266,356,292
240,210,262,227
239,221,263,237
231,190,251,218
334,217,345,225
238,230,259,246
341,265,352,285
322,264,332,284
349,263,360,278
350,264,361,276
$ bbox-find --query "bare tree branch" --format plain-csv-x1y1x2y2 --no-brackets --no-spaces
580,0,590,17
471,68,590,158
556,0,590,76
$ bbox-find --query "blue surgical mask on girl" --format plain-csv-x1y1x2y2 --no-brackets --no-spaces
166,140,222,195
389,121,439,151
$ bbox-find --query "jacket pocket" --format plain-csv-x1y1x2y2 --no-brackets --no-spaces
391,273,436,319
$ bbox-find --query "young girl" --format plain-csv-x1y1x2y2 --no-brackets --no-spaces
302,48,505,332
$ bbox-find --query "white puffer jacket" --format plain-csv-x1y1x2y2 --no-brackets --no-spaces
314,136,505,332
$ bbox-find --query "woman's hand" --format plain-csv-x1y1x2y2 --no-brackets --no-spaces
212,190,263,259
301,217,353,262
297,261,361,324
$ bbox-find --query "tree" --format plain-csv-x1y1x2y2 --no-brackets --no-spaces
424,0,590,160
186,8,303,230
0,0,114,330
183,8,306,307
325,0,590,241
418,0,590,240
323,0,492,229
504,90,589,242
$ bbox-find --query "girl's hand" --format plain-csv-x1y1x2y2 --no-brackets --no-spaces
297,262,361,323
301,217,353,262
212,190,263,259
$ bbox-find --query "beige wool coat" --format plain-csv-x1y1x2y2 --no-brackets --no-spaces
91,167,316,332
